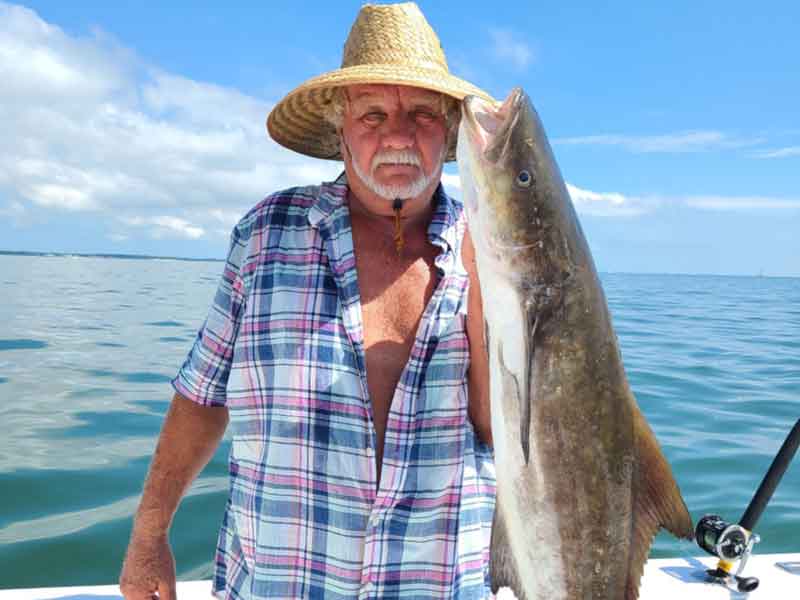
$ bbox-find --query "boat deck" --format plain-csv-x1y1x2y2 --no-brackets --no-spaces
2,553,797,599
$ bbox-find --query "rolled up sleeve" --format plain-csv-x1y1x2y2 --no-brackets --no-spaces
172,225,248,406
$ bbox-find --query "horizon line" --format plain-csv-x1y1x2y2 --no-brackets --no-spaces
0,249,223,263
2,249,797,280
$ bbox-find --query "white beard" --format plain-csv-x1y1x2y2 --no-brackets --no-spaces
350,147,444,200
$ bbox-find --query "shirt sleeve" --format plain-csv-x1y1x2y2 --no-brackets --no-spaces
172,225,248,406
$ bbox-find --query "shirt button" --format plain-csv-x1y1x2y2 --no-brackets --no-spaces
369,513,380,527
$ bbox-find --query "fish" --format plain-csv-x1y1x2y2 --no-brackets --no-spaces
456,88,694,600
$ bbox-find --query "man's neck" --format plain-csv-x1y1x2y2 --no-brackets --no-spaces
347,188,435,236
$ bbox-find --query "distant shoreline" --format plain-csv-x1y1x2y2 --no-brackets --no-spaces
1,249,797,279
0,249,223,263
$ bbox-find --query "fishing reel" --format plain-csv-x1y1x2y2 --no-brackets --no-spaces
695,515,760,592
695,418,800,593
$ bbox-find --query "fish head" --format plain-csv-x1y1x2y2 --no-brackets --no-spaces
458,88,589,283
458,89,535,258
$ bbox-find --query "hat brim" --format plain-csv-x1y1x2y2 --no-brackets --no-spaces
267,64,496,162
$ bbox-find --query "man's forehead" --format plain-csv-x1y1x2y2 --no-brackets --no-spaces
345,84,443,104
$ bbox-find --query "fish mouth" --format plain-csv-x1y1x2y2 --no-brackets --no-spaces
462,88,524,163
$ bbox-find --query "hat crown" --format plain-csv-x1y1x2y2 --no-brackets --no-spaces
342,3,449,73
266,2,494,162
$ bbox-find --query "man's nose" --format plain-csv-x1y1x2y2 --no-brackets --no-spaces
380,112,415,148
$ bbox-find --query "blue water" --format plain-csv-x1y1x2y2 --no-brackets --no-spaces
0,254,798,589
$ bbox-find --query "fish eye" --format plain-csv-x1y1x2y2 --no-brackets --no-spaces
516,170,532,187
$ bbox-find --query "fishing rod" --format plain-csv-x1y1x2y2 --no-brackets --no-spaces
695,418,800,592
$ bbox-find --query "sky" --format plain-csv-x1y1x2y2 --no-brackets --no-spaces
1,1,798,276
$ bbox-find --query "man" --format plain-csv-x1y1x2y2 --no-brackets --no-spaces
120,3,495,599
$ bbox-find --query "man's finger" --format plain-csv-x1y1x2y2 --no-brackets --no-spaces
119,584,155,600
157,580,177,600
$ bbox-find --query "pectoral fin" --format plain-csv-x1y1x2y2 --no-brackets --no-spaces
497,338,530,464
496,302,538,465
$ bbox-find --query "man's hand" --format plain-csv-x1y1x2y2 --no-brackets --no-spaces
119,532,176,600
118,393,228,599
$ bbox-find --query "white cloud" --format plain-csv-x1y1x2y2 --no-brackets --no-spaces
443,170,655,218
554,131,762,153
488,28,534,70
0,3,341,244
568,187,799,215
440,172,463,202
0,4,130,104
28,183,95,210
446,170,798,218
208,208,245,228
684,195,800,211
121,215,206,239
440,172,461,188
753,146,800,159
567,183,654,217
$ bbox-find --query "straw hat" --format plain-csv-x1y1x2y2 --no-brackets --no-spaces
266,2,494,162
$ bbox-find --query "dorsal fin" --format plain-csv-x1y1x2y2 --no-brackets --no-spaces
626,402,694,600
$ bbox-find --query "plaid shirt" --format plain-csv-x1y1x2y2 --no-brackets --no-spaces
173,173,496,599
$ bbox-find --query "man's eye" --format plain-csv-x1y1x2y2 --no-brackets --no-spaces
362,112,385,124
413,111,438,122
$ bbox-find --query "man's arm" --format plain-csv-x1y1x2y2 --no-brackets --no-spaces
462,230,493,448
120,392,228,600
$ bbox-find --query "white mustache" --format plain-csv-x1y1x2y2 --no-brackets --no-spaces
371,149,421,171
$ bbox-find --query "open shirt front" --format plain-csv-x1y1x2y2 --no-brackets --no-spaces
173,173,496,599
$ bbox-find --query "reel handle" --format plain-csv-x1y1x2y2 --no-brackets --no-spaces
734,575,759,593
706,568,759,593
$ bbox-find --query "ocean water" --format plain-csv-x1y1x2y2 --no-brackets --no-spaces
0,254,798,589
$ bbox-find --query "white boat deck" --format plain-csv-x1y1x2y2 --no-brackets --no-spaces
1,553,797,599
639,553,799,599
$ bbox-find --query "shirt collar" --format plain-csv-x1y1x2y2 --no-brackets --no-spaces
307,171,349,228
308,171,462,257
426,181,461,257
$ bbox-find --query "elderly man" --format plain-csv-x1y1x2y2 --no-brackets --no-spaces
120,3,495,599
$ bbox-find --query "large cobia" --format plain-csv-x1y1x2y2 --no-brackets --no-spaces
456,88,694,600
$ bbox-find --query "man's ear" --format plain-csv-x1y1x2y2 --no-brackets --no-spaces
339,131,351,162
445,106,461,155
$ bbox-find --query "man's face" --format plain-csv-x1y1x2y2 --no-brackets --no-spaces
340,84,449,201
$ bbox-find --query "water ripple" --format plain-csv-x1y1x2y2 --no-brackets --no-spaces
145,320,186,327
0,476,228,545
0,339,48,351
0,256,797,583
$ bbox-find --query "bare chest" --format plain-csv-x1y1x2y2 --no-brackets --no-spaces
350,220,440,460
357,250,438,357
